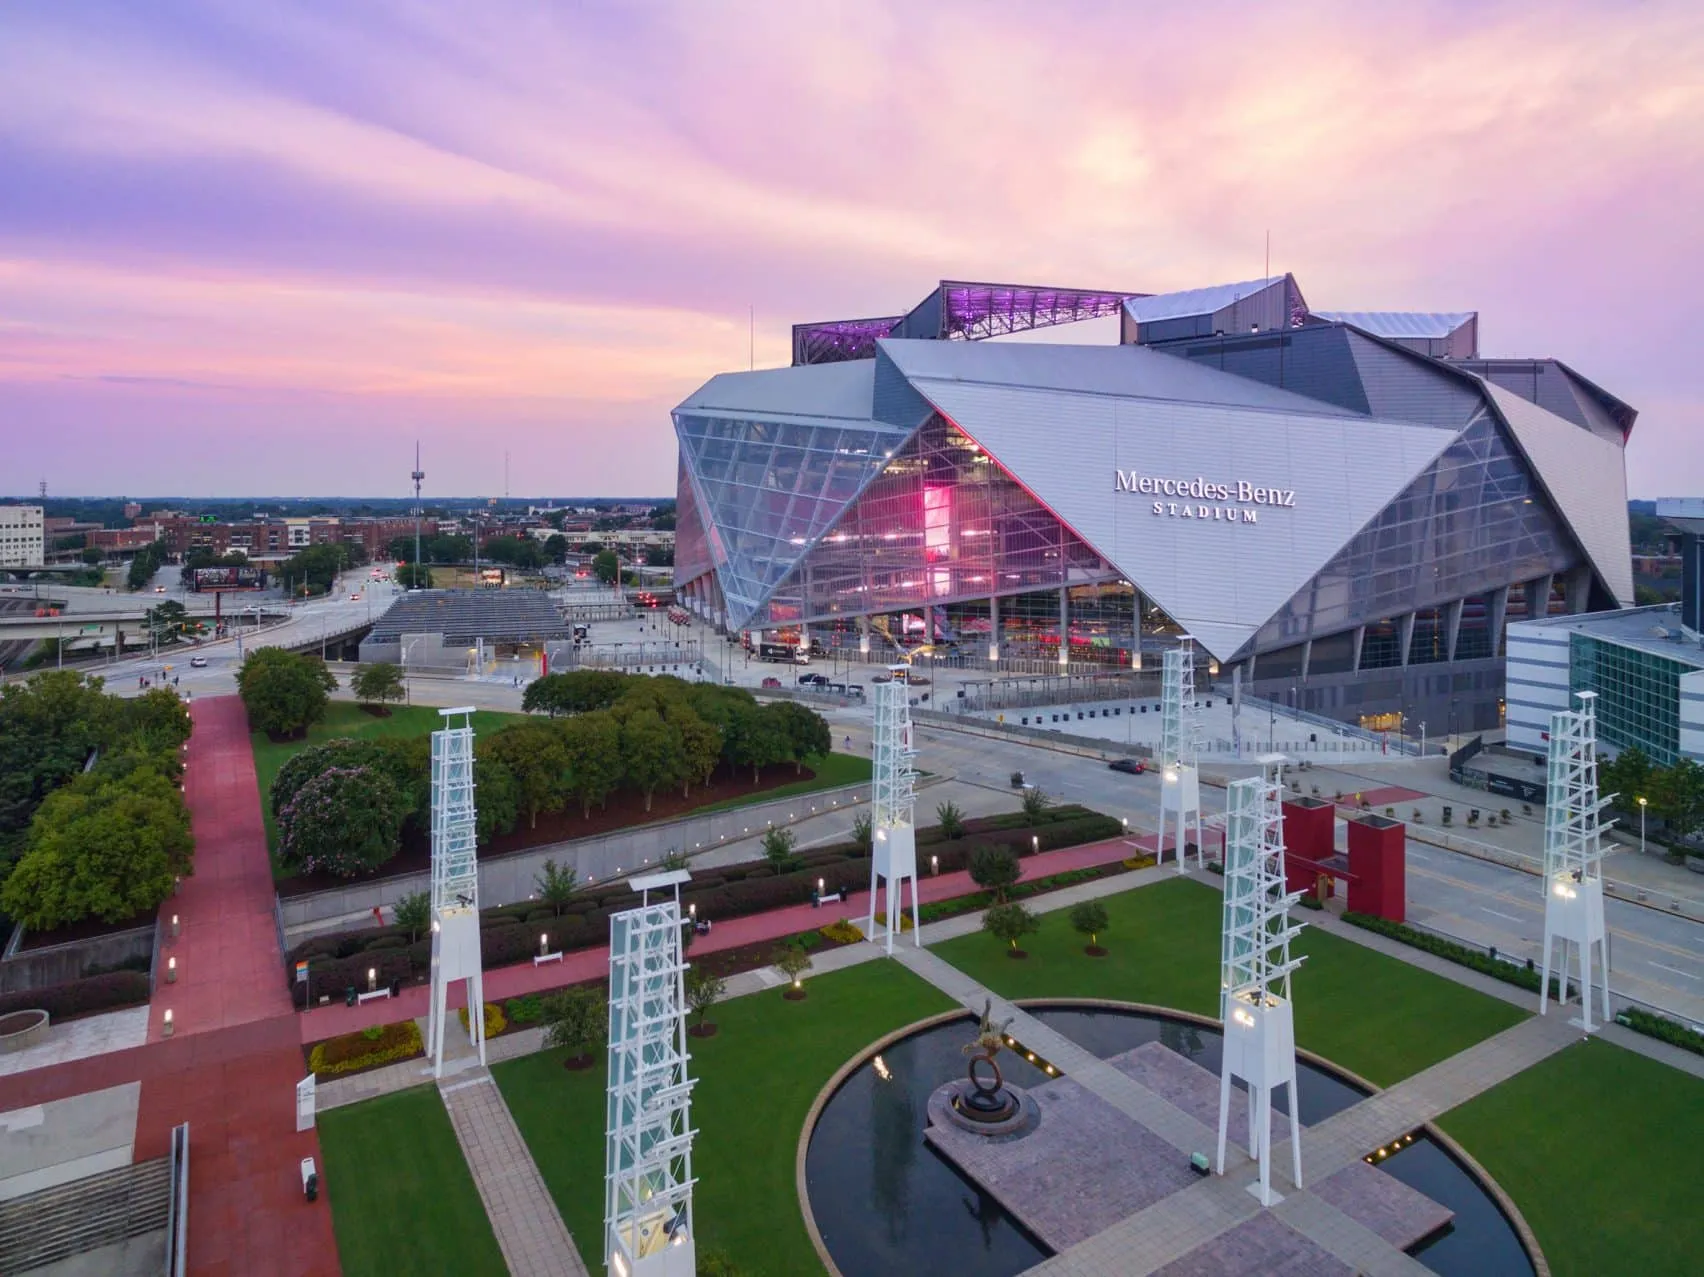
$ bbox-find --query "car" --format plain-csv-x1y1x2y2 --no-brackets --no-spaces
760,676,782,689
350,592,361,600
190,657,208,668
798,673,828,687
154,585,167,592
1108,757,1148,775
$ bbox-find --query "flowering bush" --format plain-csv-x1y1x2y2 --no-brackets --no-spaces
458,1001,508,1039
277,764,406,878
307,1019,422,1076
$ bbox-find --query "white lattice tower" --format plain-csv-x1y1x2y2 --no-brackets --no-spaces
866,680,920,953
605,895,697,1277
1539,691,1613,1031
1159,640,1204,872
427,707,484,1076
1216,755,1306,1205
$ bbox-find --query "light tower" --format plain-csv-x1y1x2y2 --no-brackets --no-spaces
1215,754,1306,1206
866,679,920,954
410,442,425,589
605,870,697,1277
426,707,484,1076
1539,690,1613,1031
1159,640,1204,872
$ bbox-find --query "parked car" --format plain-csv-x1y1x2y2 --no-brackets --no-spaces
1108,757,1148,775
761,676,782,688
190,656,209,668
798,673,829,687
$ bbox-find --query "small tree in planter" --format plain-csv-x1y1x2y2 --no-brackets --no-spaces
1020,786,1053,821
1070,900,1110,957
685,966,726,1038
542,986,606,1070
533,858,577,916
968,844,1022,903
935,800,966,840
983,902,1039,958
392,890,430,942
762,825,799,872
774,943,813,1000
851,812,873,855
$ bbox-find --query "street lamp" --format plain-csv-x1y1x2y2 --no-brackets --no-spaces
1638,795,1648,856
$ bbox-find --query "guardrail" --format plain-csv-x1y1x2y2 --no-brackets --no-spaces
166,1122,190,1277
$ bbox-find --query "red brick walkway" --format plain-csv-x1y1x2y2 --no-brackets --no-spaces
0,696,340,1277
298,833,1151,1041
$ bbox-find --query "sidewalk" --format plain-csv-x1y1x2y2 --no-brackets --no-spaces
298,834,1148,1042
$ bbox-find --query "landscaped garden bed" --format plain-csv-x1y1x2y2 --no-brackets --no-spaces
304,1019,424,1080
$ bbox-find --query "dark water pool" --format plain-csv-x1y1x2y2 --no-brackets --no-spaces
804,1005,1535,1277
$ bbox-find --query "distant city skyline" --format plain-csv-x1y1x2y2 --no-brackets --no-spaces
2,0,1700,498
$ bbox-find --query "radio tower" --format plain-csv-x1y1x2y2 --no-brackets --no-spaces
411,442,425,589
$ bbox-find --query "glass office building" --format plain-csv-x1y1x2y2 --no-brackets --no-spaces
677,277,1636,732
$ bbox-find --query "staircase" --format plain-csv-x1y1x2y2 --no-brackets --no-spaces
0,1159,170,1273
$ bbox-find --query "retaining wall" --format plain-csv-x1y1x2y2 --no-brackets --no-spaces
0,925,154,994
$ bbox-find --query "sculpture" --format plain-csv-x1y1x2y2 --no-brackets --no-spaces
959,999,1018,1117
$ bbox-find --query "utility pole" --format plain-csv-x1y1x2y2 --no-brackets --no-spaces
411,442,425,591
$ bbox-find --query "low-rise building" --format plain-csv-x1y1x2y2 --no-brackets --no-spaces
0,505,45,568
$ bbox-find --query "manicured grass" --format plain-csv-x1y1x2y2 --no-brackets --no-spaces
251,701,524,847
686,749,873,814
318,1085,507,1277
1439,1038,1704,1276
931,876,1528,1086
496,959,955,1276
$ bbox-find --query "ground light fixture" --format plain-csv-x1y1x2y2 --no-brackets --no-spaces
162,1009,174,1037
166,957,177,983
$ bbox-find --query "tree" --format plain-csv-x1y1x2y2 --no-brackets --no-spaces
236,648,335,738
644,545,674,568
1070,901,1109,954
396,563,433,590
851,812,873,854
280,542,349,596
774,942,813,996
983,902,1040,956
685,966,727,1035
619,708,684,812
350,662,405,711
1020,786,1054,820
534,858,577,915
762,825,798,871
935,801,966,840
731,707,789,784
80,546,104,566
764,701,832,774
542,987,607,1065
144,600,190,644
969,845,1022,903
0,765,192,929
593,549,619,585
544,533,569,564
121,687,193,755
473,749,520,844
676,713,723,794
1601,746,1655,813
561,711,623,817
393,890,431,942
1651,758,1704,846
276,765,407,877
482,720,572,828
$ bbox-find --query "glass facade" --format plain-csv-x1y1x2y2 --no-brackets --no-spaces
1571,634,1684,765
757,412,1122,629
1249,413,1579,652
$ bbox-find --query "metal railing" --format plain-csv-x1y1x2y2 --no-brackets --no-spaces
1217,687,1425,756
166,1122,190,1277
0,1160,169,1274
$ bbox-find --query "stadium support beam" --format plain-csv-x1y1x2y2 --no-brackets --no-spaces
604,875,697,1277
867,680,920,953
1216,755,1306,1206
428,707,484,1077
1159,640,1204,872
1539,691,1612,1031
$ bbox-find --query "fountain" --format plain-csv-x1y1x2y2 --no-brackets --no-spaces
930,1000,1038,1137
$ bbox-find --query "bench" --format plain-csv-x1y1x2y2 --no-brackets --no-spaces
356,988,392,1004
533,951,563,966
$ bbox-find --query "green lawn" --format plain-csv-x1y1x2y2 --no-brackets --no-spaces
495,960,955,1276
686,749,873,815
930,876,1528,1087
251,701,524,848
1439,1038,1704,1276
318,1085,507,1277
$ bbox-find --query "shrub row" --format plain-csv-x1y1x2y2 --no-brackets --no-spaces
0,971,151,1021
307,1020,423,1077
283,808,1125,996
1615,1007,1704,1057
1341,912,1568,998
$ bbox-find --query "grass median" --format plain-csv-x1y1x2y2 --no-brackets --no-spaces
930,875,1528,1086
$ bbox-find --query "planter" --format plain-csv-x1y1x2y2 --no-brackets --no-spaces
688,1022,719,1038
562,1053,596,1071
783,988,809,1001
0,1008,49,1053
1084,945,1108,958
1006,949,1029,960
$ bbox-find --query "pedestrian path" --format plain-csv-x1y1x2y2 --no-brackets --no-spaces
438,1070,589,1277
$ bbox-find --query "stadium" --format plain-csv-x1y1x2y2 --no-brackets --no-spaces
672,275,1634,734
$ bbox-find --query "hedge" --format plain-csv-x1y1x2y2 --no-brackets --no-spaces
307,1020,423,1077
1342,912,1567,998
1615,1007,1704,1057
0,971,151,1021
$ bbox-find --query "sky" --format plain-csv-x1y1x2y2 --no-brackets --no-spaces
1,0,1700,500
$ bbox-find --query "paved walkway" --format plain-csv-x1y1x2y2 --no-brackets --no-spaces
438,1070,589,1277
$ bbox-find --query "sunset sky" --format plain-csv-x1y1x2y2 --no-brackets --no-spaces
2,0,1700,499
